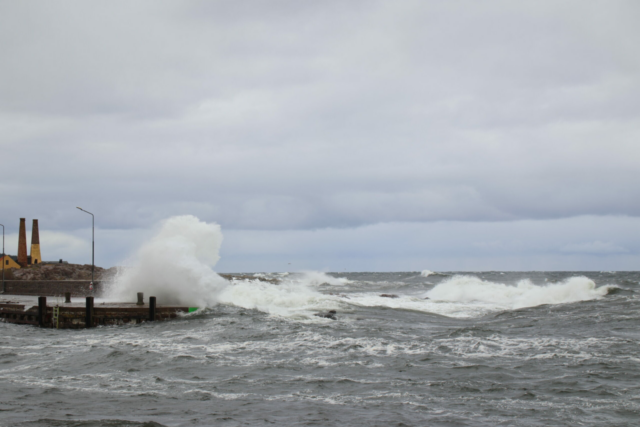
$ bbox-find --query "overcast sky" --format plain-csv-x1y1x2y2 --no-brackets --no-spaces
1,0,639,271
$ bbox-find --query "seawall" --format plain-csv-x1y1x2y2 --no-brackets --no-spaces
0,296,189,329
1,280,104,297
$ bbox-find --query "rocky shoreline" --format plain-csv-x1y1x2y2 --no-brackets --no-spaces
4,263,279,284
4,263,116,281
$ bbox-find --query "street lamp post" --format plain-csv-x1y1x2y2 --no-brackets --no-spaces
1,223,4,294
76,207,94,288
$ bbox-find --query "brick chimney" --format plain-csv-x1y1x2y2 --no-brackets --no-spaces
18,218,28,267
30,219,42,265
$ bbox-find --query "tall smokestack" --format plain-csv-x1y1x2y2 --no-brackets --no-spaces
30,219,42,265
18,218,28,267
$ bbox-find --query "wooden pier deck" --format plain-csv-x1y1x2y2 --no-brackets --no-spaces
0,296,194,329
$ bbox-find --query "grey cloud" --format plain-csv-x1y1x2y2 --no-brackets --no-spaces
1,0,640,239
218,215,640,272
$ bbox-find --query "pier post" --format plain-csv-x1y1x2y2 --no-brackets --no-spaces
149,296,156,321
137,292,144,305
65,292,71,303
38,296,46,327
85,296,94,328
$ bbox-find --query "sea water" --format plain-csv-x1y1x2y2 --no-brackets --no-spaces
0,217,638,426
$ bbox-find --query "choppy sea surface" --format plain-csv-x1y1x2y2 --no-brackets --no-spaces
1,271,639,426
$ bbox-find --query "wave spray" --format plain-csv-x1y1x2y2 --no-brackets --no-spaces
106,215,228,307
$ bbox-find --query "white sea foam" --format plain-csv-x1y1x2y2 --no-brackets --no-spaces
106,215,228,307
213,271,352,318
421,270,435,277
217,278,339,317
218,271,356,318
426,275,612,309
344,293,491,318
344,275,613,318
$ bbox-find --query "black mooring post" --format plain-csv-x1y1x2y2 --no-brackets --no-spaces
149,296,156,321
38,296,47,327
85,296,94,328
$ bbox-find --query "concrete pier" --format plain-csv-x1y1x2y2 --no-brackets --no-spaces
0,296,191,329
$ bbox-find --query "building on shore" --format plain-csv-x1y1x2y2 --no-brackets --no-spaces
1,219,67,269
0,254,21,269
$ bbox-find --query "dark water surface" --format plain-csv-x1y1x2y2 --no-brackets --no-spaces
1,271,638,426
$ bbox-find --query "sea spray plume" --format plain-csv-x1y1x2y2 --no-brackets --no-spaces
426,275,613,309
106,215,228,307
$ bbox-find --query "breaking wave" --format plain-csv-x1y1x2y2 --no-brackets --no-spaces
104,216,612,320
426,275,613,310
297,271,352,286
218,278,339,318
421,270,448,278
343,275,614,319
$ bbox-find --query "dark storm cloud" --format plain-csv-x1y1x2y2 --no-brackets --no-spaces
218,215,640,272
1,0,639,269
